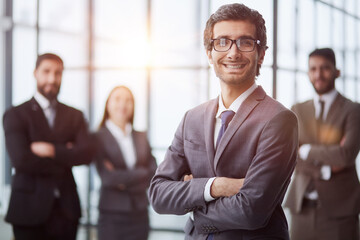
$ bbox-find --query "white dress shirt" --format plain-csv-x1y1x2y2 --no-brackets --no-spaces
105,120,136,169
204,83,258,202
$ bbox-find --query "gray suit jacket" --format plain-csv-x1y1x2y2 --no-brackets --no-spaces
149,86,298,240
95,127,157,213
285,93,360,217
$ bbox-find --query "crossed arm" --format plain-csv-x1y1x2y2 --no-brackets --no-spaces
149,110,298,232
30,141,73,158
184,174,244,198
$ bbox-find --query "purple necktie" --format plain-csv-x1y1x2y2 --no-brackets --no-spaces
207,111,235,239
216,110,235,149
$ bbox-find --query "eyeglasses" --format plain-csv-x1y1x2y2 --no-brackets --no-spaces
211,37,261,52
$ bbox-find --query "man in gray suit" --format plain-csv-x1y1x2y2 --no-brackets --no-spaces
285,48,360,240
149,3,298,240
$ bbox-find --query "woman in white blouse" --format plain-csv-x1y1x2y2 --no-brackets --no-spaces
95,86,157,240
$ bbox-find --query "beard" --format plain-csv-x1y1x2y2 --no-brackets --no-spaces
38,84,60,101
312,80,335,95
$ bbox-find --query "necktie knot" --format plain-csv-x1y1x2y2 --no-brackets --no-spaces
221,110,235,126
216,110,235,149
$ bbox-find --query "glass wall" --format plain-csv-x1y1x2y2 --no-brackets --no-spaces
0,0,6,214
0,0,360,238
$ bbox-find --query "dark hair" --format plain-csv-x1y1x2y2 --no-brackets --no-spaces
99,86,135,129
35,53,64,69
204,3,267,76
309,48,336,67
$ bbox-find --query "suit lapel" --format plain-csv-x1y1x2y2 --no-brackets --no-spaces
100,127,127,169
214,86,265,170
320,93,345,143
204,98,218,175
131,131,141,167
303,101,318,144
325,93,344,123
29,98,52,132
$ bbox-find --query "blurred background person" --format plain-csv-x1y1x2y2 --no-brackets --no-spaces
3,53,95,240
94,86,157,240
285,48,360,240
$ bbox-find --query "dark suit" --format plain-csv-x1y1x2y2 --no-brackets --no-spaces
95,126,157,240
3,97,95,239
149,86,298,240
285,93,360,240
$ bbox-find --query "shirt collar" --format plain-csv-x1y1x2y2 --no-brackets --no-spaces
34,91,51,110
105,119,133,138
216,83,258,118
314,88,338,106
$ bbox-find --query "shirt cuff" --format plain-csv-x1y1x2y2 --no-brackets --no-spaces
321,165,331,180
204,177,216,202
299,144,311,160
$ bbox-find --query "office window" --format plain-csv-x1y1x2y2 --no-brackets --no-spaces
39,31,88,68
333,10,343,50
296,72,314,103
13,0,37,26
152,0,202,67
345,78,357,101
39,0,87,34
12,27,37,105
93,0,147,68
59,70,89,115
277,70,296,108
150,69,205,149
278,0,296,70
316,3,331,47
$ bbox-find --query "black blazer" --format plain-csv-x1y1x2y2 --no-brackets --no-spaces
95,126,157,213
3,97,95,226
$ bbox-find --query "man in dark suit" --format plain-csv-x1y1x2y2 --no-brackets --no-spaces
149,3,298,240
285,48,360,240
3,53,95,240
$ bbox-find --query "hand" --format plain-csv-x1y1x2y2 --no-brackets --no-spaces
31,142,55,158
331,166,344,173
183,174,193,181
66,142,74,149
103,159,115,171
210,177,244,198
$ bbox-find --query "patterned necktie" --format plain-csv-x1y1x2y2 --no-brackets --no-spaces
216,110,235,149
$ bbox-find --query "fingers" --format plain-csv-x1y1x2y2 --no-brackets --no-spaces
183,174,193,181
104,159,115,171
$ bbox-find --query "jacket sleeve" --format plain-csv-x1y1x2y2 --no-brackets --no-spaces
193,110,298,232
3,109,64,176
53,111,96,167
307,104,360,168
129,136,158,194
148,113,209,215
95,135,157,190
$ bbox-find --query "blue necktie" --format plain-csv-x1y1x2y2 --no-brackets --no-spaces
216,110,235,149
